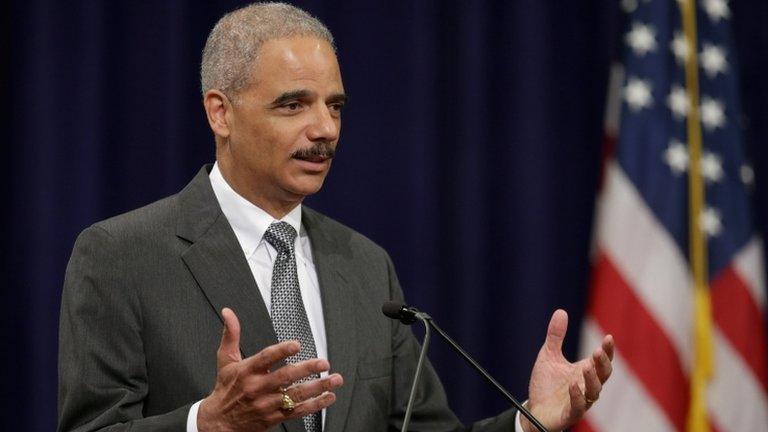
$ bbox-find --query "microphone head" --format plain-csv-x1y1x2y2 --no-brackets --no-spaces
381,301,406,319
381,301,418,324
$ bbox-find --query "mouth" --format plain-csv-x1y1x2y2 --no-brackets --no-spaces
292,154,332,163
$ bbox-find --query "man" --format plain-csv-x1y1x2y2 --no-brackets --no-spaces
58,3,614,432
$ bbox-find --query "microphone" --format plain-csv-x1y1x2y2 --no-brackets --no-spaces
381,301,549,432
382,301,432,431
381,301,422,324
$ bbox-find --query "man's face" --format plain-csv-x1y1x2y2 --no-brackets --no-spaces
216,36,345,208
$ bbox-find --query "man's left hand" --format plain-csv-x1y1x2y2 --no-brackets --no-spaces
521,309,614,432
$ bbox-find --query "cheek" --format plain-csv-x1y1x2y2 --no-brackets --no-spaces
235,128,281,162
233,116,306,168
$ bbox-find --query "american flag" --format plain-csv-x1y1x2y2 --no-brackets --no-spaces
575,1,768,431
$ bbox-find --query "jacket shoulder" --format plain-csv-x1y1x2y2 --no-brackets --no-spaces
302,206,391,261
90,194,180,240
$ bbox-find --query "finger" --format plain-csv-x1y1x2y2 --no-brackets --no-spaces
260,390,338,425
241,341,301,374
236,357,330,400
285,373,344,405
217,307,242,369
248,391,285,416
241,369,340,408
568,381,587,420
583,364,602,404
544,309,569,354
287,391,338,419
603,334,615,361
593,347,613,383
268,358,332,389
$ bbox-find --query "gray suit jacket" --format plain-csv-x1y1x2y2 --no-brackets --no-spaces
58,165,517,431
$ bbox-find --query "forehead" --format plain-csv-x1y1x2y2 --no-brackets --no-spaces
250,36,343,93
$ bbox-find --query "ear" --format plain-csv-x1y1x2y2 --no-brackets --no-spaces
203,89,233,138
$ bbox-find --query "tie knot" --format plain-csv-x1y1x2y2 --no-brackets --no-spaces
264,221,297,254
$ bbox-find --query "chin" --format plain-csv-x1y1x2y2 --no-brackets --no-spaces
285,177,328,199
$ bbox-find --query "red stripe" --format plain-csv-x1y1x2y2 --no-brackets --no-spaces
587,252,689,431
572,418,598,432
710,265,768,392
598,134,617,191
710,415,722,432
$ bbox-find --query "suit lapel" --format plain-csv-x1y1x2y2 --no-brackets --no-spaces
177,166,277,358
304,209,358,432
181,215,279,358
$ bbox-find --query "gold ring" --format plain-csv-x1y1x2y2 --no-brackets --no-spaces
280,390,295,412
586,396,598,405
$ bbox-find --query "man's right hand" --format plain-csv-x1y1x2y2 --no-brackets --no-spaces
197,308,343,432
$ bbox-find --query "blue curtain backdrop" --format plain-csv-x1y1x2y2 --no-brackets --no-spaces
3,1,767,430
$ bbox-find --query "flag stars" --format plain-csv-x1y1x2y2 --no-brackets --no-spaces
741,165,755,186
626,23,658,56
664,140,689,175
700,207,723,237
700,97,726,130
624,77,653,111
662,142,725,183
701,151,724,183
700,43,728,78
621,0,638,13
671,32,690,64
667,85,689,119
703,0,731,22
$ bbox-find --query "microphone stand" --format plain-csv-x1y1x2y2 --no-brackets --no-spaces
427,319,549,432
385,301,549,432
400,311,432,432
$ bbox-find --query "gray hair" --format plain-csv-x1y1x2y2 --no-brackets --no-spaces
200,2,335,98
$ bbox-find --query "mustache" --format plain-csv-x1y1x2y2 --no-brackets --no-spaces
291,142,336,159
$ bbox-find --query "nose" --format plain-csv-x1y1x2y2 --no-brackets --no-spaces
306,104,340,142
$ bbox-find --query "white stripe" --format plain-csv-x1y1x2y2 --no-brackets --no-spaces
595,161,693,371
604,63,625,136
580,319,676,432
708,328,768,432
732,237,767,309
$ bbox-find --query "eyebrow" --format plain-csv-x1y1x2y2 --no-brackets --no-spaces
270,90,311,106
269,90,348,107
327,93,348,105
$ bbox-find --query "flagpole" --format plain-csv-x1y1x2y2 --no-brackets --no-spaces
680,1,714,431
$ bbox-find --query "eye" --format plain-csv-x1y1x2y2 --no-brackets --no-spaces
329,103,344,114
275,101,304,115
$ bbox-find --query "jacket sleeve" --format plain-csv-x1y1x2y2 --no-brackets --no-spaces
383,253,519,432
58,225,191,432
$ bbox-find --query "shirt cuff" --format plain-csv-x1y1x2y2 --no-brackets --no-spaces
187,400,202,432
515,399,529,432
515,409,524,432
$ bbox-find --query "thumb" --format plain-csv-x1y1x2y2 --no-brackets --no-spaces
217,307,242,369
544,309,568,354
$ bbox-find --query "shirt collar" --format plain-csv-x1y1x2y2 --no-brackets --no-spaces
209,162,303,256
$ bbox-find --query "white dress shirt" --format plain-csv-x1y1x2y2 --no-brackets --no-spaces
187,163,525,431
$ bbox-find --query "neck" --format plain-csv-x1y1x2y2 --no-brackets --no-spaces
216,159,302,220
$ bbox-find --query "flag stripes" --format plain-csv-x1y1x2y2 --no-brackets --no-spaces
579,163,768,431
579,320,676,432
590,252,689,430
710,266,768,390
